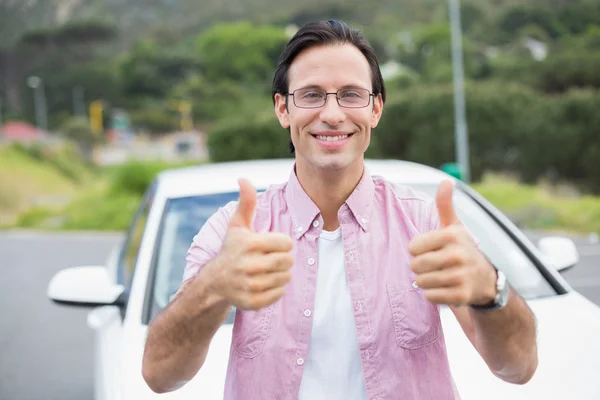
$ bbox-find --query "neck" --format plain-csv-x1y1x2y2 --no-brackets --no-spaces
295,158,364,231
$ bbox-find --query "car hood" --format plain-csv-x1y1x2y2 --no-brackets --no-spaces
445,291,600,399
121,292,600,399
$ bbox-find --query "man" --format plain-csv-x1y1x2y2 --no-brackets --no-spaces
142,20,538,399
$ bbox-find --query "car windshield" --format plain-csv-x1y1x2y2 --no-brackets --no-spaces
148,184,555,323
409,184,555,300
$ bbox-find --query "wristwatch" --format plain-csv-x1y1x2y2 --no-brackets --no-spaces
470,267,509,311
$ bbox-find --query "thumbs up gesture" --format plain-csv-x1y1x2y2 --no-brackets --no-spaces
208,178,295,310
407,180,497,307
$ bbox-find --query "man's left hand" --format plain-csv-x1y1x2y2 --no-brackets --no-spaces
408,180,497,307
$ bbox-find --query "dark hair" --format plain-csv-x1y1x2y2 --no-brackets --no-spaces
272,20,386,153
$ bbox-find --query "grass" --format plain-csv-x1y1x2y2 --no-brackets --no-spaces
12,159,199,231
0,145,80,227
472,174,600,234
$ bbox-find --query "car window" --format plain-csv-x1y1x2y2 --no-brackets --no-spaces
118,182,156,292
407,184,555,300
148,192,239,323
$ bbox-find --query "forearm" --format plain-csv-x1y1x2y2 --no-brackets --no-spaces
142,264,231,393
468,289,538,384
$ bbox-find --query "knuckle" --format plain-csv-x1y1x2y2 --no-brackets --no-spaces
283,236,294,251
449,270,464,285
443,228,458,243
244,293,263,310
453,290,469,305
446,248,464,265
281,271,292,284
453,252,465,266
282,253,295,267
247,278,262,292
410,257,422,272
239,294,253,310
245,236,263,252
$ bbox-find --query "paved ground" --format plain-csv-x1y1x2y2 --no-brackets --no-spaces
0,229,598,400
0,231,122,400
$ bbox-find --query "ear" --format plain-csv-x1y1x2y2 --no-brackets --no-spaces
370,94,384,129
274,93,290,129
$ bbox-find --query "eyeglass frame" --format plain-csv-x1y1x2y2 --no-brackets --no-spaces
284,87,375,109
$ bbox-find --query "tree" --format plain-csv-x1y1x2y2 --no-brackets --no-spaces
119,39,200,101
195,22,288,83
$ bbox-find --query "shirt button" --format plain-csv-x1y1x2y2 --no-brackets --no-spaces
297,226,303,232
296,358,304,366
307,258,315,266
304,309,312,317
312,220,319,228
412,281,419,289
356,301,363,311
364,350,371,359
348,251,354,260
361,217,367,224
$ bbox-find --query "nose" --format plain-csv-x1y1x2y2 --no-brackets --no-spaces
319,94,345,127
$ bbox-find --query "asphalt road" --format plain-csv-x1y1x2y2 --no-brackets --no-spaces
0,230,598,400
0,231,122,400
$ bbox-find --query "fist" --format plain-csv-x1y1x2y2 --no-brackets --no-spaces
408,180,497,307
209,178,295,310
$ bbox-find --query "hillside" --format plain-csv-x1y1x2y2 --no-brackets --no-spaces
0,0,561,49
0,144,95,227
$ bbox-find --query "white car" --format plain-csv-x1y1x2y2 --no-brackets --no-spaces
48,159,600,400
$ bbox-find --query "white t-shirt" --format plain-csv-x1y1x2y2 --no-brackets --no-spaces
298,228,368,400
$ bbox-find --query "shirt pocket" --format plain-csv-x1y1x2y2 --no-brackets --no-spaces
232,304,275,358
386,285,442,349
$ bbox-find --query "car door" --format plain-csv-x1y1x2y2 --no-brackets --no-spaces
88,182,156,400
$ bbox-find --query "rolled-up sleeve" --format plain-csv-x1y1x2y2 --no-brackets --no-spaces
182,201,236,282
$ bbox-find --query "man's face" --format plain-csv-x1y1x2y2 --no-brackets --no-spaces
275,44,383,172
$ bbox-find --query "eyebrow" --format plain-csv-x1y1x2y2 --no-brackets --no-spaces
291,84,370,92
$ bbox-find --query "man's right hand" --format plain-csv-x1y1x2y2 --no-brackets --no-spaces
206,178,295,310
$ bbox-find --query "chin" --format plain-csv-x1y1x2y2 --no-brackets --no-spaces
312,155,359,171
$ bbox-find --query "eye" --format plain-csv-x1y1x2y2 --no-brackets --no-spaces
301,91,325,99
340,91,361,98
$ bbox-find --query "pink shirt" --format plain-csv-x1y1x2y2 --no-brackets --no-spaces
184,166,460,399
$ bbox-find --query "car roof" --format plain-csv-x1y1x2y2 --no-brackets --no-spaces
156,158,454,198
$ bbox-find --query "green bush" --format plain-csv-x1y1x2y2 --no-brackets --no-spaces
375,81,600,192
108,160,176,196
60,190,141,231
376,82,546,181
536,51,600,93
207,110,292,162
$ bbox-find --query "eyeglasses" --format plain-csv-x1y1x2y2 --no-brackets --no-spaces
287,87,374,109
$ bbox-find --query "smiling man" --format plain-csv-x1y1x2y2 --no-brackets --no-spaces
142,20,538,399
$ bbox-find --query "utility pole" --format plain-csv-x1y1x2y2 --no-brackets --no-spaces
73,85,85,117
27,76,48,131
449,0,471,182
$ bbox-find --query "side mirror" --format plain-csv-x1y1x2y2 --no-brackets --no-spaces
48,266,126,307
537,236,579,273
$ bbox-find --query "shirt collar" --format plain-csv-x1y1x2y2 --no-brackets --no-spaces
284,164,375,239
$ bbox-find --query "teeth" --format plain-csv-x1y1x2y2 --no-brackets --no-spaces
316,134,349,141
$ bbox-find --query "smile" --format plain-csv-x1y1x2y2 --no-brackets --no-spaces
315,134,350,141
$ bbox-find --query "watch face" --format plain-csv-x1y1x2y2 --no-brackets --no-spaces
497,271,509,307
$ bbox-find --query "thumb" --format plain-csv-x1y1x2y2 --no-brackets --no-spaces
229,178,257,230
436,180,460,228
